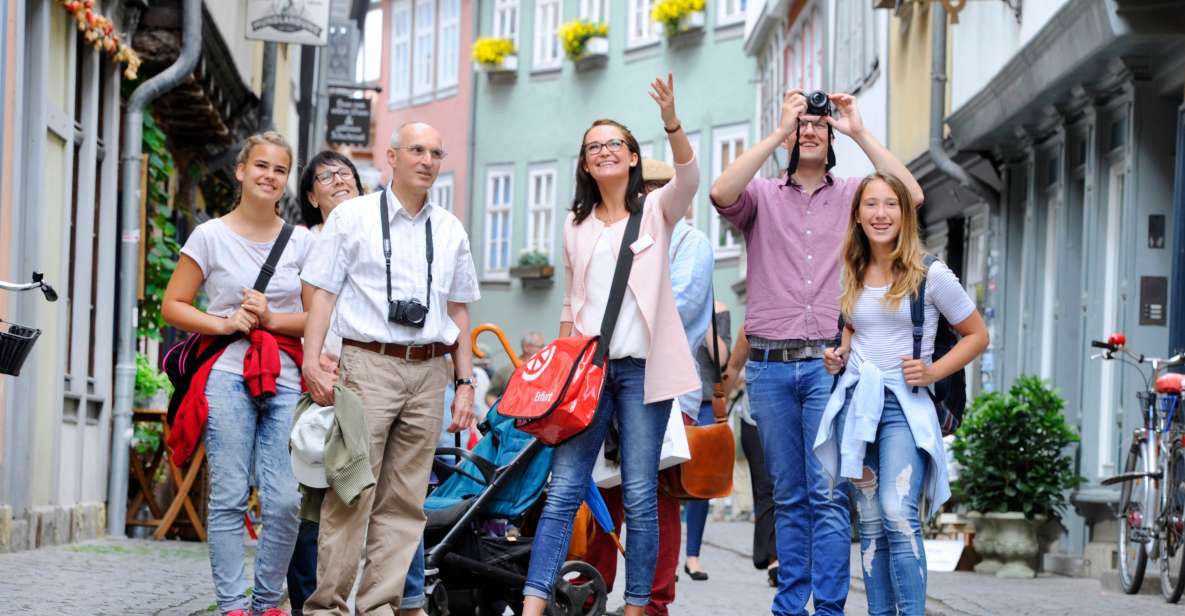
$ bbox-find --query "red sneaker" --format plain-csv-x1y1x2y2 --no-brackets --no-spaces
254,610,289,616
225,611,249,616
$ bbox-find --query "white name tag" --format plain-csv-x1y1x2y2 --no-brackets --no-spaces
630,234,655,254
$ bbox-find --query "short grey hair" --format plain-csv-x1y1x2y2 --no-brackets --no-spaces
522,331,546,349
389,121,435,149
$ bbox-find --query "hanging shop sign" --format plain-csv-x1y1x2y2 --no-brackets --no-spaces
246,0,331,46
326,95,371,147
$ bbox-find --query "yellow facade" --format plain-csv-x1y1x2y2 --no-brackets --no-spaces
887,3,940,163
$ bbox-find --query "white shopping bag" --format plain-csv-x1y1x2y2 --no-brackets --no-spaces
591,398,692,488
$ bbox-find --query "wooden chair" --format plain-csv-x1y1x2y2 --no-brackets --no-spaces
126,408,208,541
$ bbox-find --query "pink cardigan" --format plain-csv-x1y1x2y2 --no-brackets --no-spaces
560,157,701,404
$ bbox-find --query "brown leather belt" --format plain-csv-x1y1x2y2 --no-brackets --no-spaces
749,345,828,363
343,339,457,361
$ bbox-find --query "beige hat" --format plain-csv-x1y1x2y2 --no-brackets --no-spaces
641,159,675,183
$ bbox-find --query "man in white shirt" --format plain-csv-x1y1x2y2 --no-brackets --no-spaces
301,122,480,615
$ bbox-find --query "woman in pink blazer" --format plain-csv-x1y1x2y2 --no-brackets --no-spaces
521,74,701,616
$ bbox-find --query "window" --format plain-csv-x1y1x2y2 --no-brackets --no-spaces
666,131,700,222
581,0,610,22
832,0,876,93
437,0,460,91
784,5,824,91
388,0,412,105
628,0,657,47
494,0,519,46
638,141,654,161
413,0,435,99
356,5,384,83
718,0,746,25
485,167,514,277
711,124,747,256
533,0,562,69
431,172,454,212
758,27,784,176
527,164,557,257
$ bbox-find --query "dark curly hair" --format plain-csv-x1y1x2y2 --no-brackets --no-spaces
298,150,365,227
571,119,645,225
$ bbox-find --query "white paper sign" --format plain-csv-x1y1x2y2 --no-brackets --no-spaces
246,0,331,46
924,538,966,572
591,400,691,488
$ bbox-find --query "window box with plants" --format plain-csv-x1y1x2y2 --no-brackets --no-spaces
473,37,518,79
510,251,555,288
951,375,1083,578
652,0,705,42
559,20,609,71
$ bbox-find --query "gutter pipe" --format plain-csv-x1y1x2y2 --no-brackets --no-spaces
107,0,202,537
930,3,999,208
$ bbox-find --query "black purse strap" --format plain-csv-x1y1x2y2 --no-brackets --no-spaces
909,256,937,393
708,290,723,384
252,222,294,292
380,190,434,310
594,210,643,366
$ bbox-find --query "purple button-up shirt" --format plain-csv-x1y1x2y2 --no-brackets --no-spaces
716,173,862,341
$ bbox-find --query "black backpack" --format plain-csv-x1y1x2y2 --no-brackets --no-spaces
834,255,966,436
911,255,966,436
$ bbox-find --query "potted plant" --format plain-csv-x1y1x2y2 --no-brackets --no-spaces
510,250,555,288
134,351,171,410
651,0,706,39
558,20,609,70
951,375,1083,578
472,37,518,76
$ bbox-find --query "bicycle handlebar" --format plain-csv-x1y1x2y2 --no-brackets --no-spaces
1091,340,1118,351
0,272,57,302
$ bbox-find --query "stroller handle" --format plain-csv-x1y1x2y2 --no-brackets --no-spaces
471,323,522,369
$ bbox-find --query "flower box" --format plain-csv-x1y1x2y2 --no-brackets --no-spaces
666,10,706,46
575,36,609,71
510,264,555,288
476,54,518,75
678,10,706,32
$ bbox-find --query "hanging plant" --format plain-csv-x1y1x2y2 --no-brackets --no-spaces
651,0,706,38
558,20,608,61
472,37,517,66
60,0,142,79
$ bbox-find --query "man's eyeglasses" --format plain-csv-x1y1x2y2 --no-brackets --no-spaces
799,119,829,133
583,139,628,156
394,144,448,160
314,167,353,185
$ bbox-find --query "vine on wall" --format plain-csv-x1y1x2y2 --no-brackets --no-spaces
138,114,180,341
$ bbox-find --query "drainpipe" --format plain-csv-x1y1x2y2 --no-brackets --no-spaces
260,42,277,130
930,3,998,208
464,0,482,233
107,0,202,538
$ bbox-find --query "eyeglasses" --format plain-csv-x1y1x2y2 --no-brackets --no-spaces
314,167,353,185
799,119,829,133
394,144,448,160
583,139,627,156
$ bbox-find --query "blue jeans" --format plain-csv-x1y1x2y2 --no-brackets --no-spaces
204,370,302,614
286,522,425,613
846,390,928,616
745,357,850,616
683,400,716,559
524,358,670,607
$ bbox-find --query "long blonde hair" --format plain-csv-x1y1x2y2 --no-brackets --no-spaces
838,172,927,319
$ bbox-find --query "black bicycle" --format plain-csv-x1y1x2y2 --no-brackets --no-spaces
0,272,57,376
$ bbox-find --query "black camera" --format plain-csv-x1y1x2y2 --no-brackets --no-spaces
389,298,428,329
805,90,832,117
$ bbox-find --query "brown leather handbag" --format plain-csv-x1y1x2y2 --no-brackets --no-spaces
659,304,735,500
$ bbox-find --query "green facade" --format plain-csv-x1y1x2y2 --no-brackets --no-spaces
468,1,755,369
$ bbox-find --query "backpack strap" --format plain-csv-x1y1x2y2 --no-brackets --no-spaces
910,256,938,393
252,222,295,292
594,210,643,366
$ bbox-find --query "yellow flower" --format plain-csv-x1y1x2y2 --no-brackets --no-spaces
557,20,608,60
472,37,516,66
651,0,705,36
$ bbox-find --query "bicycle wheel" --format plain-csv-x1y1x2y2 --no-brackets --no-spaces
1161,446,1185,602
1119,444,1149,594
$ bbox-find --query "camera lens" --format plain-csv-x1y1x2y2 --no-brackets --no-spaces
806,90,830,116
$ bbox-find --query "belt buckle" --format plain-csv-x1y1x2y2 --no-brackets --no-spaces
403,345,417,360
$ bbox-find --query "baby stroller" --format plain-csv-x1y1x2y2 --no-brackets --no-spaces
422,325,611,616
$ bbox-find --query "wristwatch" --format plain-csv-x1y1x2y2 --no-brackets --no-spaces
454,376,474,388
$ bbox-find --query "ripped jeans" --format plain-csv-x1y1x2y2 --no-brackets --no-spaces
847,390,927,616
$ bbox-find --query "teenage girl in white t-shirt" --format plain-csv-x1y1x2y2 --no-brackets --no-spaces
818,172,988,615
162,132,312,616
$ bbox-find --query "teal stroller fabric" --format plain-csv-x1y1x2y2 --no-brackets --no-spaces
424,400,553,519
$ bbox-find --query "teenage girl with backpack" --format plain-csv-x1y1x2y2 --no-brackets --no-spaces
815,172,988,615
162,131,313,616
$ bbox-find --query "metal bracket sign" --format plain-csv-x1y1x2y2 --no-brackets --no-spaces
246,0,331,46
326,95,371,147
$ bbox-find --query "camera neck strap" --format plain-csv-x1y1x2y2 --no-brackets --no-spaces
380,189,434,311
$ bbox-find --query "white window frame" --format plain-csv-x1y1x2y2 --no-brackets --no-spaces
412,0,435,100
717,0,745,26
1097,161,1126,478
627,0,658,48
638,141,654,161
431,172,454,212
784,4,824,92
711,123,748,257
533,0,562,70
832,0,876,94
526,163,557,258
388,0,412,106
581,0,610,23
494,0,520,47
437,0,460,93
485,166,515,279
356,5,384,84
666,131,700,224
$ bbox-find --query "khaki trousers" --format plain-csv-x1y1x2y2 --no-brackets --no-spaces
305,345,447,616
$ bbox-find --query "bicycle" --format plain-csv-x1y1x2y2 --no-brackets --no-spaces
0,272,58,376
1095,333,1185,602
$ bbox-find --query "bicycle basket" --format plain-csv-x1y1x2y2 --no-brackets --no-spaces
0,320,41,376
